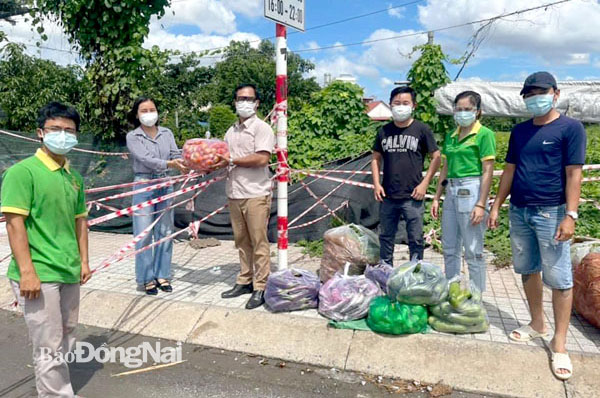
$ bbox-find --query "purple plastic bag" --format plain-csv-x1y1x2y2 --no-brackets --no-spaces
265,268,321,312
364,263,393,292
318,266,380,321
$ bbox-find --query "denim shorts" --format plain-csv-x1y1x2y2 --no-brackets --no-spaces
508,204,572,289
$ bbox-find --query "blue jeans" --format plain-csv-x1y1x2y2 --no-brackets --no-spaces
379,198,424,265
132,174,174,285
509,204,572,289
442,177,487,292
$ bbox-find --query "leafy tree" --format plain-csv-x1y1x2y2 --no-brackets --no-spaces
288,81,382,170
208,104,237,139
30,0,172,141
407,43,453,140
203,40,320,116
145,52,214,145
0,43,85,132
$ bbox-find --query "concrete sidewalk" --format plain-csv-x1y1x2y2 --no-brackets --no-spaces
1,231,600,397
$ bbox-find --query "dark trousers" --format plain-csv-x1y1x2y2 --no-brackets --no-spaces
379,197,424,265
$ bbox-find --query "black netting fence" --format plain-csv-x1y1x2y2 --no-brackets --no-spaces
0,130,408,243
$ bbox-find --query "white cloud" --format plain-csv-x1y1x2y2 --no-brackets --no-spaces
566,53,590,65
418,0,600,64
153,0,237,35
145,29,261,65
388,5,406,19
360,29,428,71
0,17,80,66
307,55,380,86
305,41,320,51
221,0,263,18
379,77,394,88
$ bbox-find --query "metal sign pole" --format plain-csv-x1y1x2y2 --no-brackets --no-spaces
275,22,288,270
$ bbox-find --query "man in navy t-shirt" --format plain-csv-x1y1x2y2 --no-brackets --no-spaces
372,86,441,264
489,72,586,381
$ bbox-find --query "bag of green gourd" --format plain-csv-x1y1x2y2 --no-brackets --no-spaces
386,259,448,305
367,296,428,335
428,277,489,334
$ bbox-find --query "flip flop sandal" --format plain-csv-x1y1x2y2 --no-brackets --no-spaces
145,281,159,296
551,351,573,381
509,325,549,342
156,279,173,293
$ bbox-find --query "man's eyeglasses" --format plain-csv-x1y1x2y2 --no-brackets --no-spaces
235,96,256,102
43,126,77,135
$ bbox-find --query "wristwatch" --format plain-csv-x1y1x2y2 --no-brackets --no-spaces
566,211,578,221
229,157,234,168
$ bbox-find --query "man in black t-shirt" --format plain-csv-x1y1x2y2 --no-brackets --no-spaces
372,86,441,264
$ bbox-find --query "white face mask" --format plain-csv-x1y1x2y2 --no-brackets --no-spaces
139,112,158,127
391,105,413,122
235,101,256,119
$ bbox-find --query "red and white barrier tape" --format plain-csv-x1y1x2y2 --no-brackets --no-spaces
85,174,198,195
89,174,199,204
91,203,229,274
288,169,362,227
295,171,374,189
289,201,349,231
299,180,334,215
92,211,165,275
87,174,225,227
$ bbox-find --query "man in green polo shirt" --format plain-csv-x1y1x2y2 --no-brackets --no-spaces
1,102,90,397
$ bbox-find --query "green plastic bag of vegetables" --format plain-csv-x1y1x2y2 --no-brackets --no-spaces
386,260,448,305
428,277,489,334
367,296,428,335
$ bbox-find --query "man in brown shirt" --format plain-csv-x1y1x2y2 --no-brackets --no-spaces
217,83,275,309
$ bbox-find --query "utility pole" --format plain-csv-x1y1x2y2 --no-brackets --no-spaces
427,31,434,45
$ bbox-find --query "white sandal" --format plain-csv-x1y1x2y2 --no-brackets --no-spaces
509,325,549,342
551,351,573,380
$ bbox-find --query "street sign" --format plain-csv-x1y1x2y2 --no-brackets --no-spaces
264,0,305,32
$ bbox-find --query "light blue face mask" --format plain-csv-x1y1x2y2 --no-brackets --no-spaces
43,130,78,155
453,111,477,127
524,94,555,117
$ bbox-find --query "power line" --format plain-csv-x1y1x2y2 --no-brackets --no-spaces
290,0,425,36
1,0,575,59
292,0,574,53
176,0,427,54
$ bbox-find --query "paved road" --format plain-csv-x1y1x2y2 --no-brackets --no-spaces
0,310,494,398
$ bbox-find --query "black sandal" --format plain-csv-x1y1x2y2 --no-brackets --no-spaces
145,281,158,295
156,279,173,293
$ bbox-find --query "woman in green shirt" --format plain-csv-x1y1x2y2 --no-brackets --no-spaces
431,91,496,292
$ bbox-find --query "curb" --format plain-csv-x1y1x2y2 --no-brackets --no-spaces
2,277,599,398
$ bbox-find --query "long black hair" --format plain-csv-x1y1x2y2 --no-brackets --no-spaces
128,97,158,128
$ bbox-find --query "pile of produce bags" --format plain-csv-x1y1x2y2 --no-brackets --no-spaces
387,260,448,305
573,253,600,328
367,296,428,335
319,224,380,282
318,264,380,321
428,278,489,334
265,268,320,313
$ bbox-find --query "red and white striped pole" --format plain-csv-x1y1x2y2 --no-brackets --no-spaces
275,23,289,270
